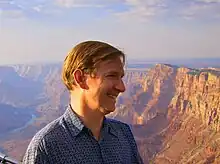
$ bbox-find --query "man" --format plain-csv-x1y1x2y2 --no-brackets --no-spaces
22,40,143,164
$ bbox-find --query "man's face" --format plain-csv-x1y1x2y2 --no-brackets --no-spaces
84,56,126,115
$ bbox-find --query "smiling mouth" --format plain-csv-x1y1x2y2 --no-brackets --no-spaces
107,94,117,100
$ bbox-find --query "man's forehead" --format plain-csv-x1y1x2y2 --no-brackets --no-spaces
98,59,125,73
102,57,124,66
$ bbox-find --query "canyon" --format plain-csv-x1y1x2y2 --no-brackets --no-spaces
0,61,219,163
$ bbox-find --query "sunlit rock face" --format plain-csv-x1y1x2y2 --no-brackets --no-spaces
109,64,220,163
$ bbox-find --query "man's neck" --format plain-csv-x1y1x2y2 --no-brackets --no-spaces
70,99,104,141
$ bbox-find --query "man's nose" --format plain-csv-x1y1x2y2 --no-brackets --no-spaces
115,79,126,93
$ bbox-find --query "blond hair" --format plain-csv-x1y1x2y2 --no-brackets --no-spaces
62,40,125,90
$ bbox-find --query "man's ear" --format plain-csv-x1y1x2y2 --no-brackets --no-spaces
72,69,87,89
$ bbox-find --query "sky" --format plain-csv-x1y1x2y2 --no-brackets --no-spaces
0,0,220,65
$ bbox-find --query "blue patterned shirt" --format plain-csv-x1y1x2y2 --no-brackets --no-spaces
22,105,144,164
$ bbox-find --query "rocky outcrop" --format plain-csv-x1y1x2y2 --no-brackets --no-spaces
112,64,220,132
153,114,220,164
12,63,62,82
169,67,220,131
0,66,44,107
109,63,220,163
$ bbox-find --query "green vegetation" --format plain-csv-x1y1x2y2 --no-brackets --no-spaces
187,69,220,76
187,69,201,75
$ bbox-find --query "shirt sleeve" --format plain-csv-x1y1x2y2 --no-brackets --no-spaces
21,138,49,164
121,124,144,164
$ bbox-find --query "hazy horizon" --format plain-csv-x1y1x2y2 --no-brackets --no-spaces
0,57,219,67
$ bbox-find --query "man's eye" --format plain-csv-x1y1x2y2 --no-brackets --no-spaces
108,74,116,77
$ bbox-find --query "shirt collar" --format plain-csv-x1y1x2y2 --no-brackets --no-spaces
103,117,118,137
63,104,119,138
63,104,85,137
